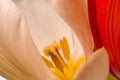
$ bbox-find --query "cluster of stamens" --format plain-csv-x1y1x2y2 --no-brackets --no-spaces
42,37,85,80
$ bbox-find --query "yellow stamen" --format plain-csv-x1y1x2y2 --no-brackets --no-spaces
51,67,64,80
63,58,74,80
42,56,54,68
60,37,70,60
50,52,65,72
74,55,86,73
43,42,67,72
42,37,86,80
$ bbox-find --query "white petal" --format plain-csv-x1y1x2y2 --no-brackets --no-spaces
52,0,94,57
13,0,84,58
0,0,56,79
75,48,109,80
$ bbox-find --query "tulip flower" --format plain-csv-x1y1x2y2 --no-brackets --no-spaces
0,0,109,80
88,0,120,79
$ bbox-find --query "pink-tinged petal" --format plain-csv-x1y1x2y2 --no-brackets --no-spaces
13,0,78,55
53,0,94,57
13,0,84,60
88,0,120,79
75,48,109,80
0,0,56,79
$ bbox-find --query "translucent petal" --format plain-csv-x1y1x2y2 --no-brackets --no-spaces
75,48,109,80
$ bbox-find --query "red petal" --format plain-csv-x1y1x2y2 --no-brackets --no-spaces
88,0,120,79
88,0,103,49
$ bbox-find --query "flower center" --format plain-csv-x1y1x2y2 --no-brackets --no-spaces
42,37,86,80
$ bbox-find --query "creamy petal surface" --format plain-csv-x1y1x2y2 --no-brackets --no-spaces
75,48,109,80
0,0,56,79
13,0,84,60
